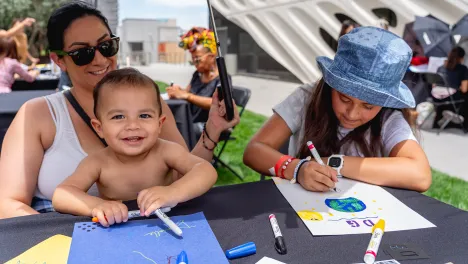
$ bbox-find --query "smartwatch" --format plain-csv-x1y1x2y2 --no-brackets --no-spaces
327,154,344,177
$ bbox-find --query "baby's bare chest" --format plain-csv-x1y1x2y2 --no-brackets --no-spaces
97,161,171,201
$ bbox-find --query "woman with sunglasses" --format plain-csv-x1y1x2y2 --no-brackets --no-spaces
166,27,231,129
0,2,239,219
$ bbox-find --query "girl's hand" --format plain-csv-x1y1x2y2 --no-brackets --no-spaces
297,161,338,192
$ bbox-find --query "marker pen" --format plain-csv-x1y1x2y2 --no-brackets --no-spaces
307,141,336,192
91,207,171,223
364,219,386,264
155,208,183,237
269,214,287,254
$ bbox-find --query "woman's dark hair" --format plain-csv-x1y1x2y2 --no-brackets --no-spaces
296,79,415,158
93,68,162,118
445,46,465,71
47,1,112,52
339,20,360,38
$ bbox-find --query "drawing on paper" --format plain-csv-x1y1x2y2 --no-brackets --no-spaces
272,177,436,236
144,220,196,238
325,197,367,213
297,210,323,221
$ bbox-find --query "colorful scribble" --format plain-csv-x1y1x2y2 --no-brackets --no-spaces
325,197,367,213
297,210,323,221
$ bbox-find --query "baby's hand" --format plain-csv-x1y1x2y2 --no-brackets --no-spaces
91,201,129,227
137,186,179,217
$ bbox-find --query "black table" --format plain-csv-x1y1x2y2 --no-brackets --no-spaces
12,78,59,91
0,180,467,263
0,91,196,151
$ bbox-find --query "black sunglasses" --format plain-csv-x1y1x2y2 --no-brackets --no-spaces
52,36,120,66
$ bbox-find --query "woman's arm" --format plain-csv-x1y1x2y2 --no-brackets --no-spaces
340,140,432,192
0,99,49,218
160,90,239,163
460,80,467,93
186,93,212,110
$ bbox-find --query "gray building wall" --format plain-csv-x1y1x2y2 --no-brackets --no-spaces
119,19,180,65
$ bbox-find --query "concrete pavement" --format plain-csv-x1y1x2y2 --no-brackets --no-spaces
135,63,468,181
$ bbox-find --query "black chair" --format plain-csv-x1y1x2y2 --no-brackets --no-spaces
420,72,467,134
212,86,251,180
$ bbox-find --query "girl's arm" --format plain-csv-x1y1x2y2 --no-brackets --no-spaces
12,60,37,82
339,140,431,192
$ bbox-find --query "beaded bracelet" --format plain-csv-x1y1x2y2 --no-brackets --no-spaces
290,158,309,184
274,155,292,177
280,158,297,179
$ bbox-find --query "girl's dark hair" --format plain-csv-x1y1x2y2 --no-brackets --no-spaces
0,38,9,57
339,20,360,38
5,38,19,60
445,46,465,71
47,1,112,52
93,68,162,118
296,79,415,158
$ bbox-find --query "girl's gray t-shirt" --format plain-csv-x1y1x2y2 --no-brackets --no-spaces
272,83,418,157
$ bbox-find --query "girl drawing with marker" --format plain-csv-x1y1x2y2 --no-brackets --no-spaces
244,27,431,192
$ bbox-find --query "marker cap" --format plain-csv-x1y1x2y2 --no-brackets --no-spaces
372,219,386,233
275,236,287,255
177,250,188,264
225,242,256,259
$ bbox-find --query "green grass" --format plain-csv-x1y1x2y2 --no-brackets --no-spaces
424,169,468,210
155,81,168,93
155,80,468,211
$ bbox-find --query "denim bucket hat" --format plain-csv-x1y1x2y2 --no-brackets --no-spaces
316,27,415,109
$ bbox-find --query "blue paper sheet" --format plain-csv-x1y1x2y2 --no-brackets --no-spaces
68,212,228,263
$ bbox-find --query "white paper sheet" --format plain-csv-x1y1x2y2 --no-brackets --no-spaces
273,178,435,236
256,256,286,264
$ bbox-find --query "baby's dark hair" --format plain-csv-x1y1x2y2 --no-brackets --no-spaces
93,68,162,118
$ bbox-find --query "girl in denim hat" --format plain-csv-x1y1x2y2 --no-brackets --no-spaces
244,27,431,193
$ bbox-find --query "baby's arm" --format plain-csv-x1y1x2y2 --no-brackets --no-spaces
52,156,105,216
137,141,217,215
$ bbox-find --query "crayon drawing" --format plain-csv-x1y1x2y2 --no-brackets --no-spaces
67,212,228,264
273,178,436,236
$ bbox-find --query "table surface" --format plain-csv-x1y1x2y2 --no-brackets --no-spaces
0,180,466,264
12,78,59,91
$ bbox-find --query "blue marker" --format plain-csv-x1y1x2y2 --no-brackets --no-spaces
177,251,188,264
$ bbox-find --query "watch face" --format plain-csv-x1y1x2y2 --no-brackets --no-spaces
329,157,342,168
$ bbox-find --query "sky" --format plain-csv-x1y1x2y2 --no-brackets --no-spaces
119,0,209,31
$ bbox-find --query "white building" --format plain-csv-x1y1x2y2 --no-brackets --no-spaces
117,19,182,66
210,0,468,83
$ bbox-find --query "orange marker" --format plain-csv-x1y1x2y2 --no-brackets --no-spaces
91,207,171,223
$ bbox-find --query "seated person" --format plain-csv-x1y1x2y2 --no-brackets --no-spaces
167,27,231,129
244,27,431,193
0,38,38,93
52,68,217,227
434,46,468,128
